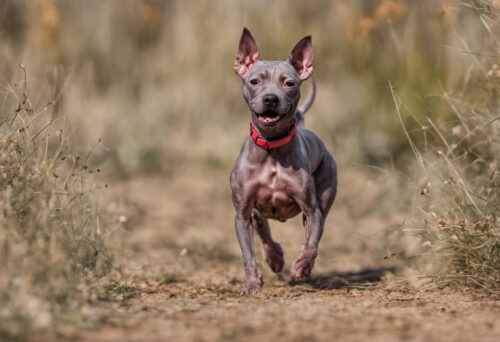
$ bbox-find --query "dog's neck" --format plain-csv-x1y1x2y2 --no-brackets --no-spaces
250,121,297,150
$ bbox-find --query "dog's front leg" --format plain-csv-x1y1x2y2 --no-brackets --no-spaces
235,212,263,295
290,202,324,281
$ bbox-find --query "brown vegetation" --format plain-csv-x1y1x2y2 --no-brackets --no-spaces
0,0,498,341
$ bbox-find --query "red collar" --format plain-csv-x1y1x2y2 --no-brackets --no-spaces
250,121,297,150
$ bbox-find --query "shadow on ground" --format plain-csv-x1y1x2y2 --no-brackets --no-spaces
290,267,396,289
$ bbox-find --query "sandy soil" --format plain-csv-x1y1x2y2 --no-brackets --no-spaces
62,166,500,342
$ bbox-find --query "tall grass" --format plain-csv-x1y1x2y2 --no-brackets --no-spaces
0,66,118,340
0,0,491,174
392,0,500,292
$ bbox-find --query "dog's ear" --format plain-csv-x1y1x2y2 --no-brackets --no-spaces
234,27,261,78
287,35,313,80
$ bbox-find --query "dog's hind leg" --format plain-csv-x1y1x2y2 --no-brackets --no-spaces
313,154,337,219
252,210,285,273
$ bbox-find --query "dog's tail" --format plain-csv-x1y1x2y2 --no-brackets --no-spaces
295,76,316,126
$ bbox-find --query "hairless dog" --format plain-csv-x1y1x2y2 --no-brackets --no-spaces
230,28,337,295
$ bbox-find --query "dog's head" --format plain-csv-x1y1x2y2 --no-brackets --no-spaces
234,28,312,133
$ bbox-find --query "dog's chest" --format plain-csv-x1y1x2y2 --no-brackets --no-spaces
251,161,302,221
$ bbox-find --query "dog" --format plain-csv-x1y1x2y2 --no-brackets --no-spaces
230,28,337,295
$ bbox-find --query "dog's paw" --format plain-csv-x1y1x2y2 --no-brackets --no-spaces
264,242,285,273
240,276,263,296
290,245,317,280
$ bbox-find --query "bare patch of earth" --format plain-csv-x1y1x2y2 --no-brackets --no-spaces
51,166,500,342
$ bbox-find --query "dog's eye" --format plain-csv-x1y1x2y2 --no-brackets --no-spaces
249,78,260,86
285,81,295,87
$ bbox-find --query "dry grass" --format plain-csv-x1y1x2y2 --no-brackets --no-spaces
388,0,500,292
393,83,500,292
0,66,120,340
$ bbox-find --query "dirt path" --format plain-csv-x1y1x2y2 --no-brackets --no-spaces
71,166,500,342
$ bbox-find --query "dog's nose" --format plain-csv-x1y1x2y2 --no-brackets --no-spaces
263,94,279,107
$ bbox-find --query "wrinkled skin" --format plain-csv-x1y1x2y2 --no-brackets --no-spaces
231,28,337,295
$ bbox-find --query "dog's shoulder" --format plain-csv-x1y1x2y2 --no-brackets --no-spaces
297,127,324,147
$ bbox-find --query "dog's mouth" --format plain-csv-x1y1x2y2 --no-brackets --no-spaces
255,110,284,126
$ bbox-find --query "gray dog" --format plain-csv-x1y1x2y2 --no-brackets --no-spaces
230,28,337,295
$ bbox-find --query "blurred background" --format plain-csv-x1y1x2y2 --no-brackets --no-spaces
0,0,495,176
